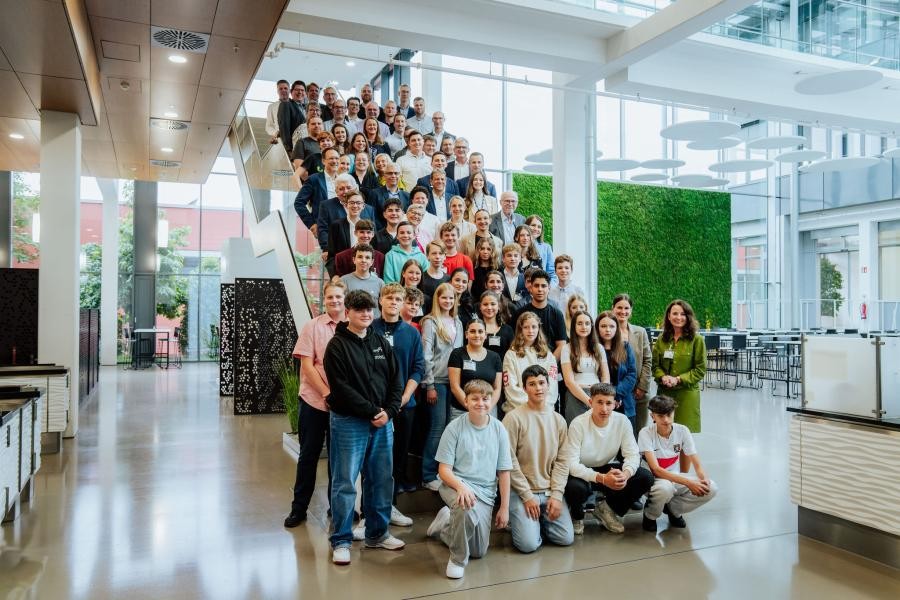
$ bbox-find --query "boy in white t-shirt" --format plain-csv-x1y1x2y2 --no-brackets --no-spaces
427,379,512,579
638,395,718,532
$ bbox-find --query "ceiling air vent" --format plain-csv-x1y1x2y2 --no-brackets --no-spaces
151,160,181,168
272,169,293,177
150,27,209,53
150,118,190,131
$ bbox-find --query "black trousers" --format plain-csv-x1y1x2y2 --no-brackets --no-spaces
392,407,415,493
564,462,654,519
291,400,331,514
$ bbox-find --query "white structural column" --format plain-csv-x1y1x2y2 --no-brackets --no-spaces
98,178,119,365
551,73,597,311
39,111,81,437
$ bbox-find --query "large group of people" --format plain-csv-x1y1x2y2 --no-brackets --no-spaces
275,81,717,579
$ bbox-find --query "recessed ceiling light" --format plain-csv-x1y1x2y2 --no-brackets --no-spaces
8,133,24,140
161,147,173,153
164,110,178,118
168,55,187,64
346,61,355,67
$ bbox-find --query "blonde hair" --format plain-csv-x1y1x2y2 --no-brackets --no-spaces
422,282,458,343
510,311,549,359
475,237,498,269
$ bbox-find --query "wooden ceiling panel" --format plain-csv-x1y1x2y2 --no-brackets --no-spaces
149,45,205,84
0,117,40,146
0,50,11,71
18,74,98,126
179,147,216,183
85,0,150,24
0,71,40,119
149,165,182,182
90,16,150,80
149,126,188,158
192,86,243,125
199,35,265,91
82,114,112,141
119,161,148,180
212,0,288,42
108,114,149,145
113,141,148,165
82,139,117,162
103,77,149,115
85,160,122,179
149,80,198,120
0,0,86,79
185,122,228,151
150,0,217,34
0,142,28,173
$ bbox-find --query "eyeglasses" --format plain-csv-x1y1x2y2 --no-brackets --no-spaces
385,172,400,176
348,201,364,206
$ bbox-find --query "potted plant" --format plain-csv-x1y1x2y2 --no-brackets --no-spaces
277,356,300,456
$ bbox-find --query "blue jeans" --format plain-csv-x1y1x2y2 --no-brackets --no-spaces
328,412,394,549
422,383,449,484
508,492,574,554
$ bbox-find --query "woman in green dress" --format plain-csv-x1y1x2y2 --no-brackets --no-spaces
652,299,706,433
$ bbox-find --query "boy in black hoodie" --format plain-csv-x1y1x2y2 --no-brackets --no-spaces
324,290,404,565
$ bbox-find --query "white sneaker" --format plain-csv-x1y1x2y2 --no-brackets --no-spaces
424,479,442,491
445,559,465,579
427,506,451,538
391,506,413,527
352,519,365,541
365,534,405,550
573,519,584,535
332,546,351,565
594,501,625,534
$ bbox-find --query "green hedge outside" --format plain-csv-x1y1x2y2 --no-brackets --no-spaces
512,173,731,328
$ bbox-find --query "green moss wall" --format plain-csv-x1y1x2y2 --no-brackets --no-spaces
512,173,731,328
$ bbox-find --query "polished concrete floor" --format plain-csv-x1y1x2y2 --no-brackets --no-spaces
2,364,898,599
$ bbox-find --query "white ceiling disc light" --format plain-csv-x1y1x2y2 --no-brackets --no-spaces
596,158,640,171
801,156,881,173
640,159,685,169
775,149,828,163
660,120,740,141
882,148,900,159
746,135,807,150
630,173,668,182
524,149,552,163
707,177,731,187
709,159,774,173
671,174,718,186
522,164,553,174
8,133,24,140
794,69,883,95
686,137,742,150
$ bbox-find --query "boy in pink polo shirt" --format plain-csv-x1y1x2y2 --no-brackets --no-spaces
284,280,347,528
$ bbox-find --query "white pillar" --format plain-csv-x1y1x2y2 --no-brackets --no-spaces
99,178,119,365
552,75,597,312
39,111,81,437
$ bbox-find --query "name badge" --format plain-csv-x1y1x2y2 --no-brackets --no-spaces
463,360,477,371
488,335,501,346
663,349,674,359
384,333,394,346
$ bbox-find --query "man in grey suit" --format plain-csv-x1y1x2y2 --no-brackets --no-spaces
489,191,526,245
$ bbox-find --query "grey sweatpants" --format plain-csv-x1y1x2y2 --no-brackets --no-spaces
438,485,494,567
645,477,718,519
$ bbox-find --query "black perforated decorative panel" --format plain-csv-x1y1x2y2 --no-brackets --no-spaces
219,283,234,396
0,269,38,366
233,279,297,414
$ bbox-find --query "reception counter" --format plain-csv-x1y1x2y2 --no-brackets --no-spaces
1,386,43,522
0,365,70,452
788,407,900,569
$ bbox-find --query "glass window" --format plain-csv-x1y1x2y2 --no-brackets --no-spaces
596,96,621,166
623,99,663,162
441,57,502,173
505,66,552,171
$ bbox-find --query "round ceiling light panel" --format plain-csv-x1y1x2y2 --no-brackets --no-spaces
709,159,774,173
630,173,668,182
596,158,640,171
660,120,740,141
801,157,880,174
774,150,828,163
794,69,883,95
522,163,553,174
746,135,807,150
671,174,717,186
639,159,685,169
686,137,742,150
524,149,552,163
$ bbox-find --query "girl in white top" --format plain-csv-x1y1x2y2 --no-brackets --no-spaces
502,311,558,414
561,310,611,424
463,171,498,221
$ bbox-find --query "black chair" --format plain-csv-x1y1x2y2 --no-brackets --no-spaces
169,327,183,368
703,334,722,389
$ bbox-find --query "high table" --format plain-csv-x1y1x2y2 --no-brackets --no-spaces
132,328,171,369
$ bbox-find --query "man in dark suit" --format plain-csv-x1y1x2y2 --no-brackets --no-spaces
317,174,376,255
445,137,469,183
295,147,341,234
367,164,410,228
278,80,306,154
396,84,415,118
333,219,385,278
423,169,452,222
416,153,459,197
456,153,496,197
326,193,370,277
489,191,526,245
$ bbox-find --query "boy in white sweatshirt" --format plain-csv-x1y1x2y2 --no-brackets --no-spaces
564,383,654,535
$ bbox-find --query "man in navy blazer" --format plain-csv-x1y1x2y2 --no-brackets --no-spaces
317,174,375,253
294,147,341,234
457,153,496,197
489,191,526,245
422,170,453,221
367,181,410,229
278,81,306,154
415,153,459,196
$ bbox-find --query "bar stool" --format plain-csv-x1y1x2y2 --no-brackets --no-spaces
169,327,183,368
